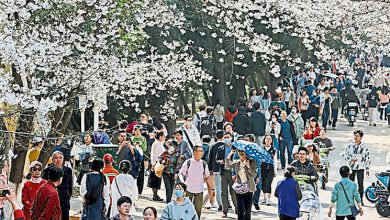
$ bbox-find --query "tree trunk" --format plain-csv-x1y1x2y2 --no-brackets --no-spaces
212,64,225,106
201,85,212,106
179,91,190,115
9,110,35,184
191,92,196,115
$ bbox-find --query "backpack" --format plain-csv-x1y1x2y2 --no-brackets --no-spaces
200,116,214,137
186,159,207,177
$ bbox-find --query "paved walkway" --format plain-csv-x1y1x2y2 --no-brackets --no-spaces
70,117,390,219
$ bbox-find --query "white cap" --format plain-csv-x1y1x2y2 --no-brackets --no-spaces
29,161,43,170
32,136,43,143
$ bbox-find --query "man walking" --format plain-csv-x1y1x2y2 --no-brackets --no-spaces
179,145,211,218
42,151,73,220
216,132,238,217
366,86,379,126
278,111,297,169
250,102,267,145
330,86,341,129
206,130,225,210
343,130,371,205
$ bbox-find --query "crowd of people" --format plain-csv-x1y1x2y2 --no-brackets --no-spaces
0,56,389,220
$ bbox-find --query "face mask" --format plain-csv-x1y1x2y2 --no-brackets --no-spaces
175,189,184,198
224,139,232,145
168,146,175,154
272,118,277,122
291,109,297,114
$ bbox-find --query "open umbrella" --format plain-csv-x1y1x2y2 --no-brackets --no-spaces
232,140,274,166
322,72,338,79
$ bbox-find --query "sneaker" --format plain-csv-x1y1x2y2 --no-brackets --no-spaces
261,198,266,204
218,205,222,211
254,204,260,210
153,195,163,201
222,212,228,218
374,123,377,127
266,200,271,206
210,203,219,209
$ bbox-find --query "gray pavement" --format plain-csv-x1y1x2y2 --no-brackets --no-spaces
70,117,390,219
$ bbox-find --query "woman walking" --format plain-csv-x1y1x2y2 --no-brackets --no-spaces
261,135,277,205
110,160,138,218
80,159,110,220
328,166,363,220
227,148,257,220
148,131,166,201
159,139,179,203
275,167,302,220
298,90,310,126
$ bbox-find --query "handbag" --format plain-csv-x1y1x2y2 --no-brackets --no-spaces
154,162,165,178
340,182,359,217
232,181,250,194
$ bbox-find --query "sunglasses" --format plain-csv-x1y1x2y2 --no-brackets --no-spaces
32,167,42,172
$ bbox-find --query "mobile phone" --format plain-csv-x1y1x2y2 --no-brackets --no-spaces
0,189,10,197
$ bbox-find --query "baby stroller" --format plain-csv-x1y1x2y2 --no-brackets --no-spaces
294,175,322,220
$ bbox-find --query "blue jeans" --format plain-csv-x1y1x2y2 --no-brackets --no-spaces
214,172,222,205
280,139,294,168
252,181,262,205
322,108,330,128
331,108,339,128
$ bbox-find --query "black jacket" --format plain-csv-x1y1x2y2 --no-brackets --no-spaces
216,144,233,172
366,91,379,108
290,159,319,184
233,106,251,135
207,141,224,173
249,111,266,136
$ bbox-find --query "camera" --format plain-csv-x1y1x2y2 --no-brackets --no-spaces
0,189,10,197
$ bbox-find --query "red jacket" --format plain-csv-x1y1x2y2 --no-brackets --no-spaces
14,210,25,220
31,181,62,220
225,107,238,123
102,164,119,184
22,179,47,220
303,126,321,140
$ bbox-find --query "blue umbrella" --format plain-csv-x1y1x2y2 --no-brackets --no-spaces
232,140,274,166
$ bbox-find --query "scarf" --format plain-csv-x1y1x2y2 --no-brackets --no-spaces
31,177,43,184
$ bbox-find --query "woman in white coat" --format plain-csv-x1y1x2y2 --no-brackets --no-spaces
110,160,139,218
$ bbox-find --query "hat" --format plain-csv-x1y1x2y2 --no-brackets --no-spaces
29,161,43,170
32,136,43,143
103,153,113,163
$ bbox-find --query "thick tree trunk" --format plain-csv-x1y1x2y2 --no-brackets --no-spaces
179,91,190,115
9,110,35,184
212,64,225,106
201,85,212,106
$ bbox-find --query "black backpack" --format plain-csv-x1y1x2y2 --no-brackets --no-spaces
200,116,214,137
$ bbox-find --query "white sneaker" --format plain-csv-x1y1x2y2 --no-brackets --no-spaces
210,203,219,209
266,199,271,206
261,198,267,204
